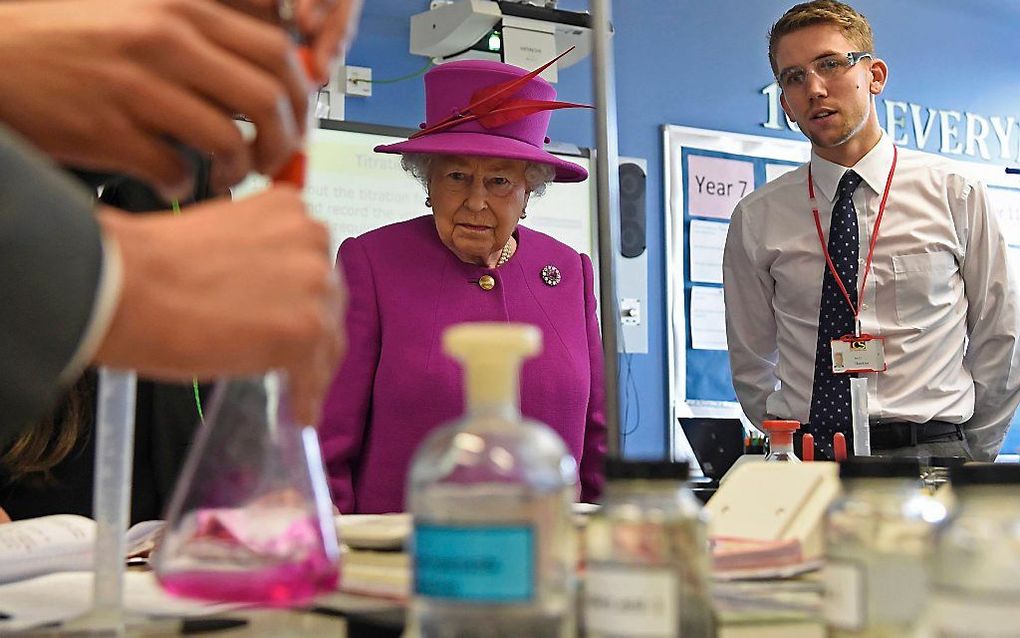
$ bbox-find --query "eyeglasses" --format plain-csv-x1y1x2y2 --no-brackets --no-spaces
434,170,521,198
777,51,872,91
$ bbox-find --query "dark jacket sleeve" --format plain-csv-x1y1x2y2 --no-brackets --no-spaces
0,126,104,450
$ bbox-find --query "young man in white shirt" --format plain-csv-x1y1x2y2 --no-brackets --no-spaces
723,0,1020,461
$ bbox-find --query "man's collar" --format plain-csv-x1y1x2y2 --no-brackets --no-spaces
810,133,894,202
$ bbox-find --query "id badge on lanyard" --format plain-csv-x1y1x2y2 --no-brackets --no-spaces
809,147,898,376
831,333,887,373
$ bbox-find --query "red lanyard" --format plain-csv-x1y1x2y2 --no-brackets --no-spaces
808,146,897,332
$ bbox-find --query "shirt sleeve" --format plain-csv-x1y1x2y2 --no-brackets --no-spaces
60,233,122,383
578,252,606,502
318,236,382,513
723,203,779,429
956,177,1020,459
0,126,113,451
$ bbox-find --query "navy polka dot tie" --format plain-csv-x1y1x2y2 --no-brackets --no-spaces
807,170,862,460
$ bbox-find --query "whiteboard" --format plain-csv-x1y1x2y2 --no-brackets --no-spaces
233,121,596,261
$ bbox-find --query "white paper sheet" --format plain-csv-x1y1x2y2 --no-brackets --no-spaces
0,515,94,585
1009,245,1020,287
0,515,165,585
690,286,728,350
765,162,798,184
988,186,1020,240
689,219,728,284
0,571,241,632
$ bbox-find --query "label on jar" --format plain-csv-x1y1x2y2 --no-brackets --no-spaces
413,524,534,602
584,563,678,637
928,590,1020,636
822,559,865,630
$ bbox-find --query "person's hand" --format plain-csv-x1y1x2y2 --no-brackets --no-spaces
219,0,363,84
0,0,312,199
93,186,346,425
0,506,10,524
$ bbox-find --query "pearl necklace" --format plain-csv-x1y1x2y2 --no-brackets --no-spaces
495,238,514,268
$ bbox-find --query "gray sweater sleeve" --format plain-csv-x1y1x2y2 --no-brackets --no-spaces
0,125,104,449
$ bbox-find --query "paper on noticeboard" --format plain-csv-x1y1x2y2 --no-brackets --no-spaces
690,286,727,350
1008,245,1020,287
689,219,728,284
765,162,798,184
988,186,1020,240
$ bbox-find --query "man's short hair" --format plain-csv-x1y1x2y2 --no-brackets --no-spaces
768,0,875,77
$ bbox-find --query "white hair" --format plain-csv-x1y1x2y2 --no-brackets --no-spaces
400,153,556,197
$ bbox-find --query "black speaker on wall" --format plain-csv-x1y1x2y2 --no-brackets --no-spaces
619,161,647,258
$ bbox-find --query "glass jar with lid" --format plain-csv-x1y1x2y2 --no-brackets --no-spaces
927,463,1020,636
407,324,577,638
823,457,948,637
583,460,714,638
763,420,800,463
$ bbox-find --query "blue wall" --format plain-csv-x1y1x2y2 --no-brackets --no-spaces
345,1,1020,458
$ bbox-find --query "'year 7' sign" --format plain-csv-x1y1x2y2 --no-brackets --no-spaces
687,154,754,221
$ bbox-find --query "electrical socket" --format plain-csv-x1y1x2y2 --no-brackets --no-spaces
620,298,641,326
344,65,372,97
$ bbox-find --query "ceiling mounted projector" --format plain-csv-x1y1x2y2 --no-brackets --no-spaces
410,0,608,82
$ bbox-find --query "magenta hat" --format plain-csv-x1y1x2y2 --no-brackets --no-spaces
374,56,589,183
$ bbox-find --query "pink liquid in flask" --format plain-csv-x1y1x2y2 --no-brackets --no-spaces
159,551,339,607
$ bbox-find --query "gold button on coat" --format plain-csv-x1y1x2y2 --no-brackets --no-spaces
479,274,496,291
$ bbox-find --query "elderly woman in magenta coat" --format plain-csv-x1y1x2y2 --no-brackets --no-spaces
319,56,607,514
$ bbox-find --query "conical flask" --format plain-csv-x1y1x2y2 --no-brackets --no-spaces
153,371,339,606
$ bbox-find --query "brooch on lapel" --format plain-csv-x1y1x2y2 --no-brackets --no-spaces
540,264,561,287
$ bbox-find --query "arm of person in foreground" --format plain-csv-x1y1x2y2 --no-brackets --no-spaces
957,179,1020,459
220,0,363,84
0,0,313,199
94,186,345,426
722,204,780,429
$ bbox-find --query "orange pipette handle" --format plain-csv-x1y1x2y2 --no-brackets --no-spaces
273,47,318,187
274,151,307,188
802,433,814,462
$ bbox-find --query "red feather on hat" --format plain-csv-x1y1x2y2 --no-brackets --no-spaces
409,47,592,140
476,99,591,129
